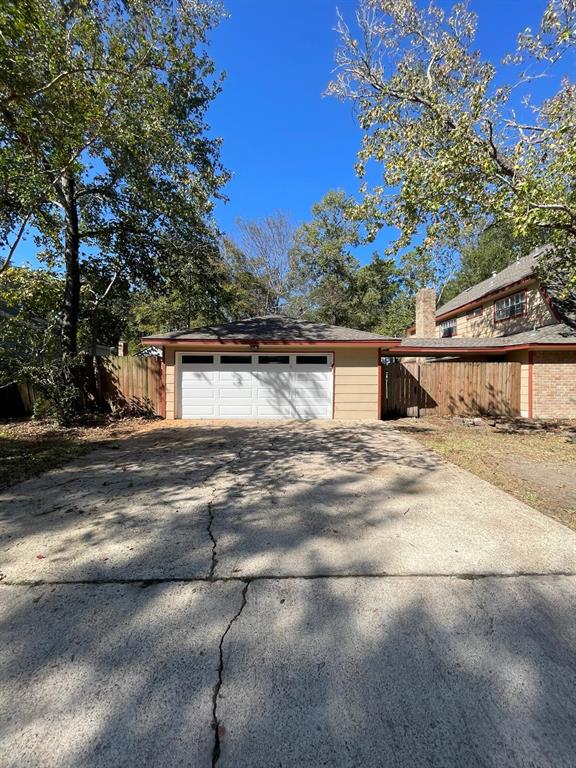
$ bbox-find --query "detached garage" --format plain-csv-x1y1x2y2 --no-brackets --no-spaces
141,316,395,421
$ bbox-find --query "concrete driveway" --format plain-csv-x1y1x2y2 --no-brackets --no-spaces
1,421,576,767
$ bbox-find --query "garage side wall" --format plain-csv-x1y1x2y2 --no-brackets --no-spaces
333,347,380,419
165,346,176,419
162,344,380,420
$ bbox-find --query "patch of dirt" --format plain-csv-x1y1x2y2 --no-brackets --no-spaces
498,459,576,511
394,416,576,532
0,417,164,491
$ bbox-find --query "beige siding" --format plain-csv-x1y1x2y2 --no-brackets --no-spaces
437,282,556,339
163,344,380,420
164,346,176,419
333,347,379,420
507,350,529,417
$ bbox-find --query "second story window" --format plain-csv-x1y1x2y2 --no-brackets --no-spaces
440,318,457,338
494,291,526,322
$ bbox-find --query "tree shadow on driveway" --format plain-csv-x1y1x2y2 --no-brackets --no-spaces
0,422,446,582
1,575,576,767
1,421,574,582
1,421,576,766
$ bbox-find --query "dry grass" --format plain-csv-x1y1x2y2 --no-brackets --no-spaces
0,417,162,491
396,417,576,532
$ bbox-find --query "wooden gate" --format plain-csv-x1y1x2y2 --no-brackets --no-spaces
98,356,164,416
382,361,521,418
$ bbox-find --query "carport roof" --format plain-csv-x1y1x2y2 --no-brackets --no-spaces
142,315,397,344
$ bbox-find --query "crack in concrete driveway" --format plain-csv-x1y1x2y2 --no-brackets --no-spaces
1,420,576,767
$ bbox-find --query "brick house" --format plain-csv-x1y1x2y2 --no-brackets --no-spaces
386,247,576,419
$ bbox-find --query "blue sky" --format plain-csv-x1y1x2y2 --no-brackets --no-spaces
207,0,551,264
13,0,559,269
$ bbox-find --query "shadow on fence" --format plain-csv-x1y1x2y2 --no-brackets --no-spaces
382,361,521,419
94,356,163,417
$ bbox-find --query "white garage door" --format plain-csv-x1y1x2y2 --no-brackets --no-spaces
179,352,333,419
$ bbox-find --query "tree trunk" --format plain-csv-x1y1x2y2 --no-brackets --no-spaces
61,173,81,358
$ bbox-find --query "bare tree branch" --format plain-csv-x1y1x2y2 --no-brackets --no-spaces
0,213,32,274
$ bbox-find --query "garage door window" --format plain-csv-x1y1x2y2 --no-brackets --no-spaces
221,355,252,364
258,355,289,364
296,355,328,365
182,355,214,364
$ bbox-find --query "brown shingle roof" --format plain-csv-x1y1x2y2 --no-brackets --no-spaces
435,246,549,317
142,315,396,343
396,322,576,350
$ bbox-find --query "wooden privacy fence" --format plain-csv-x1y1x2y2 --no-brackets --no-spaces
382,361,521,418
97,356,163,417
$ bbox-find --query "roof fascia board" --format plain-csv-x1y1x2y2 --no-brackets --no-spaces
140,338,395,347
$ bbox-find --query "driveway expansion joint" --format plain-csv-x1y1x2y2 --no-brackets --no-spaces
211,580,250,767
2,571,576,588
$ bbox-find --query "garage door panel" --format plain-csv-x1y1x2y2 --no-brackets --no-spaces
256,397,292,411
183,404,217,417
255,371,291,381
292,383,331,396
292,404,330,416
219,403,254,417
182,397,216,411
293,368,330,373
181,389,216,400
182,370,215,380
179,354,333,419
219,387,254,400
256,404,293,417
181,385,216,395
218,371,254,383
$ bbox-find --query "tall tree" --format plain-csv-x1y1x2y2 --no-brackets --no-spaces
329,0,576,324
0,267,62,387
231,212,294,315
351,253,400,331
287,190,362,326
0,0,228,367
126,232,228,343
219,237,272,319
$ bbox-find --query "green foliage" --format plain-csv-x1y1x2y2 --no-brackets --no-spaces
441,222,533,305
330,0,576,321
286,190,401,331
219,237,272,319
0,267,61,386
0,0,228,416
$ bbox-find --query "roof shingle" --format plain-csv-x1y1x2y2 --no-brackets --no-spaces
142,315,396,343
396,322,576,350
436,246,549,317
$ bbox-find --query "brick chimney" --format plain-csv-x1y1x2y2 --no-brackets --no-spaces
415,288,436,337
117,339,128,357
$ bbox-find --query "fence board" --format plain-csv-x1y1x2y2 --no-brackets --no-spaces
98,356,163,416
382,361,521,418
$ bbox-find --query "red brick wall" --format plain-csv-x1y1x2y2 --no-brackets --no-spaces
532,351,576,419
